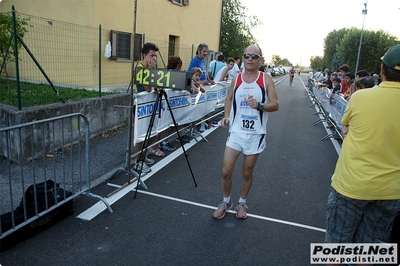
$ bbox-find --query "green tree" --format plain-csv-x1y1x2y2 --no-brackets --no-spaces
271,54,282,67
310,56,323,70
220,0,261,58
337,28,399,74
0,11,31,104
281,58,291,66
322,28,348,70
0,11,31,76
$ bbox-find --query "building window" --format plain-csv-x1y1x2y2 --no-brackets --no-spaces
110,31,142,61
168,35,177,58
110,30,131,60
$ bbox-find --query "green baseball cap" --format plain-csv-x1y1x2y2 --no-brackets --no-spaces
381,44,400,71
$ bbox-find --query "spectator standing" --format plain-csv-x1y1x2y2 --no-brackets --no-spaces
318,71,333,90
208,54,226,81
359,75,375,89
212,45,279,219
343,73,356,100
308,69,314,79
133,43,160,174
325,44,400,252
187,43,214,85
355,69,369,81
338,64,350,94
313,68,324,82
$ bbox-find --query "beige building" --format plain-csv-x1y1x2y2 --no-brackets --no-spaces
0,0,223,89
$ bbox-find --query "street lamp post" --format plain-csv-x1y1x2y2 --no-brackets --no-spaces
355,1,368,74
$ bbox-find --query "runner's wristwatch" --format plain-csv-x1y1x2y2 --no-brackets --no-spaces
257,102,264,111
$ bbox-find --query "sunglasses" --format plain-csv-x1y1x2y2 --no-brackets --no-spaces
243,53,261,59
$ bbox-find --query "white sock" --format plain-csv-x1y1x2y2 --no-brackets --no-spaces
239,197,246,204
223,196,231,204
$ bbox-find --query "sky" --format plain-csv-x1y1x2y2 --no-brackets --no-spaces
240,0,400,67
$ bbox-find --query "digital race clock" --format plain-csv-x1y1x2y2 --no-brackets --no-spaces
134,67,192,90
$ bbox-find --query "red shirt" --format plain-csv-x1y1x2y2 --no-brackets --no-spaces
340,79,348,94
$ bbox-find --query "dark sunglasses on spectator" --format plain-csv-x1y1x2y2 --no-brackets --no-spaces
243,53,261,59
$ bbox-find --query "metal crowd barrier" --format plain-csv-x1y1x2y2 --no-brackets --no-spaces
304,79,347,141
0,113,112,241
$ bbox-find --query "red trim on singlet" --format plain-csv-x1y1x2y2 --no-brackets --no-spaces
234,72,265,91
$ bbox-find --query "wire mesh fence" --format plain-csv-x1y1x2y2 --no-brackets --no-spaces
0,10,202,109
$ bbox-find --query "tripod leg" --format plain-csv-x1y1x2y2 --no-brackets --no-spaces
133,90,163,198
162,90,198,187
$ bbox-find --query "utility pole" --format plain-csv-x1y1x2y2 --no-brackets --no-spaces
355,0,368,74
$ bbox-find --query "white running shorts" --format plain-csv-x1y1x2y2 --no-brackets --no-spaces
226,132,266,155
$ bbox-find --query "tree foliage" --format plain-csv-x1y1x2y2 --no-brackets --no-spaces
320,27,399,74
310,56,323,70
281,58,291,66
271,54,282,67
337,28,399,74
0,11,31,75
322,28,348,71
220,0,261,58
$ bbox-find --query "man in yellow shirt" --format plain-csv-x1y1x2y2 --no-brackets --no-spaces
325,44,400,244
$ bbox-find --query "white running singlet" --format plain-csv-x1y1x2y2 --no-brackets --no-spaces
229,71,269,135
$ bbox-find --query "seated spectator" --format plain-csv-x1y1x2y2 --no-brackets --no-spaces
190,67,206,94
190,67,208,132
227,56,241,80
213,57,235,82
157,56,183,152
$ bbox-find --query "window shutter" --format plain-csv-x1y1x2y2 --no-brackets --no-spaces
110,30,118,60
183,0,189,6
133,34,142,61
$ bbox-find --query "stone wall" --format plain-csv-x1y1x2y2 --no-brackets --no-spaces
0,93,131,162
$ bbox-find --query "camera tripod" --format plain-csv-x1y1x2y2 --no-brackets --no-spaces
132,88,198,198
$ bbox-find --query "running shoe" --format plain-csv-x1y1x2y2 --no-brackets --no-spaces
212,200,232,219
158,142,177,152
235,202,248,219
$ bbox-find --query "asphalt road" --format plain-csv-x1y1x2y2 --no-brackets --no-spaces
0,74,340,266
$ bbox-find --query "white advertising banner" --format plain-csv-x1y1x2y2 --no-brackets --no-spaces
311,83,348,131
314,86,332,115
329,93,347,130
134,82,230,145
